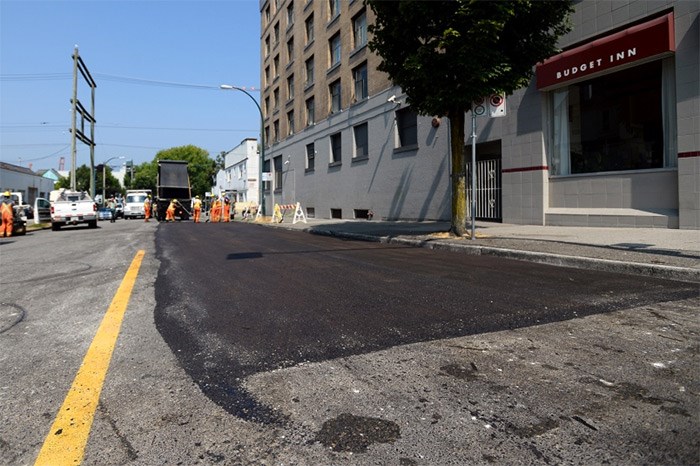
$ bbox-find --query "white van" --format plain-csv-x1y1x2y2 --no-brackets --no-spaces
123,190,151,219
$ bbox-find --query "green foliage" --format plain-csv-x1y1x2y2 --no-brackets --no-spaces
55,165,121,197
367,0,573,234
367,0,573,117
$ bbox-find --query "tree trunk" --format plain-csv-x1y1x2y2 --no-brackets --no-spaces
450,110,467,236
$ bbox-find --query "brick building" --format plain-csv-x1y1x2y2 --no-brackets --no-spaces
259,0,699,229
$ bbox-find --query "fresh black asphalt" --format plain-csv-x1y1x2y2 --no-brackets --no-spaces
154,221,698,423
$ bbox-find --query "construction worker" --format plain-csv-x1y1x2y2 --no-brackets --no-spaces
210,196,221,223
223,196,231,222
144,195,152,222
165,199,177,222
1,191,14,238
192,195,202,223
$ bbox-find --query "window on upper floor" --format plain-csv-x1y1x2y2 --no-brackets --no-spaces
287,37,294,62
352,62,367,102
264,96,270,115
328,0,340,21
352,10,367,50
329,79,341,113
287,74,295,100
287,2,294,27
306,97,315,126
305,14,314,44
287,110,295,135
273,22,280,45
273,120,280,143
305,56,314,86
353,123,368,159
265,5,271,25
265,36,271,57
273,88,280,109
265,66,270,86
329,33,341,68
273,55,280,78
306,142,315,171
396,107,418,148
330,132,342,164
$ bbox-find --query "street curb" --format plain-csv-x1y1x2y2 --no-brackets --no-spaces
305,228,700,284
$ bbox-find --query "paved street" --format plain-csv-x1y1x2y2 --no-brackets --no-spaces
0,220,698,465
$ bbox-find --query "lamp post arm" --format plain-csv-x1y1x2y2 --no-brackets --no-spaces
220,85,266,215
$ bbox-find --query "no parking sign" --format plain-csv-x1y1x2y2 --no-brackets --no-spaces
472,93,506,118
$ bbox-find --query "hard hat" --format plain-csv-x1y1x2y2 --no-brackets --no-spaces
4,191,10,196
195,195,199,199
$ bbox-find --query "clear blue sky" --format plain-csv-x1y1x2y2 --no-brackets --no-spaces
0,0,261,172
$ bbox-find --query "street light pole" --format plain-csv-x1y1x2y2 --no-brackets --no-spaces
220,84,265,215
101,156,124,203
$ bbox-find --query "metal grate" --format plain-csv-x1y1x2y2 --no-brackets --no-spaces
467,159,502,221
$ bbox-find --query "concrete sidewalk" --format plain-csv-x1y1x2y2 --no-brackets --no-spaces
256,217,700,283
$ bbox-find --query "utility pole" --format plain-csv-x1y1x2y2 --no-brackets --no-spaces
69,46,97,195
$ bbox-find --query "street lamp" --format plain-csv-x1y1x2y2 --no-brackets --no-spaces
220,84,265,215
101,156,125,203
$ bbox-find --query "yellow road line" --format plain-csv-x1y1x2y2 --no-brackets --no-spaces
35,250,146,466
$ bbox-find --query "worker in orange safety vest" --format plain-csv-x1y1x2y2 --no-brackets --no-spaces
144,195,152,222
165,199,177,222
192,195,202,223
223,196,231,222
210,196,221,223
1,191,14,237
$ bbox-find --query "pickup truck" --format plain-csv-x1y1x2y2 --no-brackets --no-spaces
50,189,98,230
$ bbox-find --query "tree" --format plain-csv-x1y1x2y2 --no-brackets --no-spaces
55,165,120,198
367,0,573,235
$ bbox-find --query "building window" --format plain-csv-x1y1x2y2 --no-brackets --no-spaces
353,62,367,101
353,123,368,159
263,159,271,191
287,37,294,62
549,59,672,175
273,120,280,143
306,142,315,171
306,97,315,126
287,74,295,100
264,126,270,148
396,107,418,148
264,96,270,115
273,88,279,109
329,79,341,113
274,156,283,190
265,66,270,86
273,22,280,45
273,55,280,78
305,14,314,44
305,56,314,86
265,36,271,57
352,10,367,50
287,110,295,135
265,5,270,25
330,132,342,164
329,33,341,68
286,2,294,27
328,0,340,21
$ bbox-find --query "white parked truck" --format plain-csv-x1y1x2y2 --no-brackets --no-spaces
50,189,98,230
123,189,152,219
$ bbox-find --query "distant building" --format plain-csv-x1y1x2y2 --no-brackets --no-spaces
259,0,699,229
0,162,56,203
213,138,260,205
36,168,63,183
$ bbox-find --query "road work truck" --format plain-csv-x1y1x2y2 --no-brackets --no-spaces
156,160,191,221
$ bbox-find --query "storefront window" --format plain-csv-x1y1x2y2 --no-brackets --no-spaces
550,59,676,175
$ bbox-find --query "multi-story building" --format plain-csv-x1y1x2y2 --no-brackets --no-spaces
260,0,699,229
214,138,260,205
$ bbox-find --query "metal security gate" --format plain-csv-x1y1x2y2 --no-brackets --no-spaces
467,158,502,221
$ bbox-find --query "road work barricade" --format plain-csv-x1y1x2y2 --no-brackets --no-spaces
271,202,307,224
